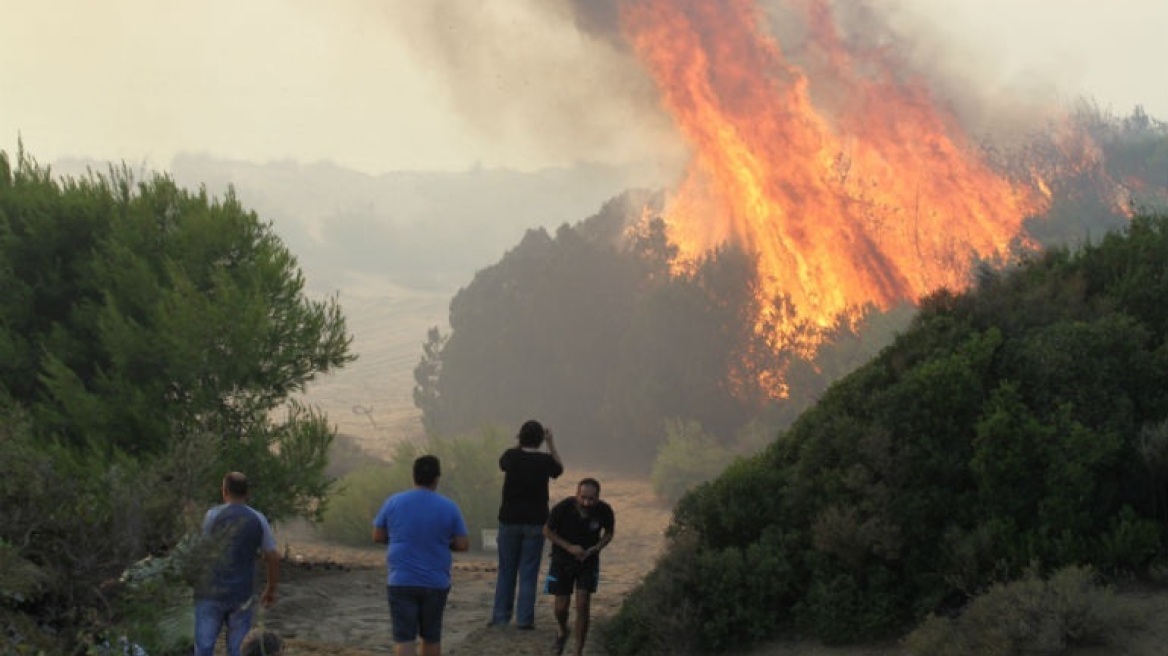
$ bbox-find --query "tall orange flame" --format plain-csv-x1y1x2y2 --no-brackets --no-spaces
619,0,1049,333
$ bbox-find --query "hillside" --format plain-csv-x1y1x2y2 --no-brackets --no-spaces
296,281,449,455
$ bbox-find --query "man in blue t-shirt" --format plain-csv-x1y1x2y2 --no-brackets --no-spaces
373,455,469,656
193,472,279,656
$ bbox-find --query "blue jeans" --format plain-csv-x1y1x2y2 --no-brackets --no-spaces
491,523,546,626
194,598,254,656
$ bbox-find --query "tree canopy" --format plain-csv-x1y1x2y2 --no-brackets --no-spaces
0,148,354,653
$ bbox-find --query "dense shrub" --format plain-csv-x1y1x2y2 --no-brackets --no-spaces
320,427,509,549
902,566,1139,656
602,527,800,655
606,213,1168,652
0,406,214,654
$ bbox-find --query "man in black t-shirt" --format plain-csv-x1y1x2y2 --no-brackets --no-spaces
543,478,614,656
489,419,563,629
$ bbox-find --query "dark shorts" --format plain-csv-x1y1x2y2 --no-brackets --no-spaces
387,585,449,644
544,557,600,595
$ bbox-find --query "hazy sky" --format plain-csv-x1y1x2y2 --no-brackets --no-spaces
3,0,1166,176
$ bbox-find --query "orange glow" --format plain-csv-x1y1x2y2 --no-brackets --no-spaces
619,0,1050,341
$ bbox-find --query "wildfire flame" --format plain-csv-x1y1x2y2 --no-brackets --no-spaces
619,0,1051,337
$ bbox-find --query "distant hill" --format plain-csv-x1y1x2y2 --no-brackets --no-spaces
170,155,665,293
53,155,662,294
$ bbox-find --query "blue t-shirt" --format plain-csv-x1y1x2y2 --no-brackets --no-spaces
195,503,277,604
372,488,468,589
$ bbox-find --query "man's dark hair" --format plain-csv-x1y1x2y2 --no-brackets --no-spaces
241,630,284,656
578,477,601,496
518,419,545,448
223,472,249,498
414,455,442,486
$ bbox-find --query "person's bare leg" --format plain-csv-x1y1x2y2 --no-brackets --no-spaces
554,594,571,637
420,639,441,656
573,590,592,656
554,594,572,653
393,640,417,656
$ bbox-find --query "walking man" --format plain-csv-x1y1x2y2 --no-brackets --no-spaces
543,478,615,656
489,419,563,629
193,471,279,656
373,455,470,656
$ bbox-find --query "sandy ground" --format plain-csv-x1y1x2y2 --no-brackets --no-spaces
261,475,672,656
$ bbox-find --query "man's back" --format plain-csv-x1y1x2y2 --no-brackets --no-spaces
499,448,563,524
195,504,265,604
375,488,466,589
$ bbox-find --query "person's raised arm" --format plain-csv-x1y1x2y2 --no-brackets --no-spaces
544,428,563,468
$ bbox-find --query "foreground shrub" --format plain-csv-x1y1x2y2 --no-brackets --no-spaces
0,406,216,654
320,426,509,549
603,527,800,655
610,213,1168,651
902,566,1140,656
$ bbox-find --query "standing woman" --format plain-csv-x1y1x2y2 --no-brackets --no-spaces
489,419,564,629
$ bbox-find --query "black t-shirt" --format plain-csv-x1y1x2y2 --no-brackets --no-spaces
546,496,614,562
498,448,563,524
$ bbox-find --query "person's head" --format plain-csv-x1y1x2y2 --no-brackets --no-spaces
517,419,545,448
222,472,249,501
575,478,601,514
241,629,284,656
413,455,441,488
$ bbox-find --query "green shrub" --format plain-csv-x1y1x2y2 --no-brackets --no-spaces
650,419,735,504
319,463,404,547
601,533,705,656
320,426,509,549
793,557,909,644
603,527,799,655
0,405,216,655
902,565,1139,656
1095,506,1163,573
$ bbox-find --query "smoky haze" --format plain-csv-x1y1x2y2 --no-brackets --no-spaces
375,1,688,182
384,0,1092,173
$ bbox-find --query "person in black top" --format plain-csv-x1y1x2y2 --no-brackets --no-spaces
489,419,563,629
543,478,614,656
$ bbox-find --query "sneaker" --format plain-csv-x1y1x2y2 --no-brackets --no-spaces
517,624,535,630
553,632,568,655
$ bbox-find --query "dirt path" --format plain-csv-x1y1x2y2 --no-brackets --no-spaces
263,476,671,656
